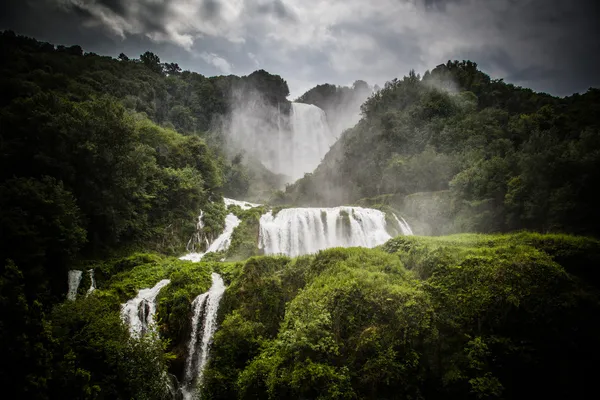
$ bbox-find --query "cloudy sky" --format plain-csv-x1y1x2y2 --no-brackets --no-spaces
1,0,598,98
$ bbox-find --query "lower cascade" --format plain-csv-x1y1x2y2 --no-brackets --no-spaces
180,273,226,400
67,270,83,301
259,206,411,257
121,279,171,337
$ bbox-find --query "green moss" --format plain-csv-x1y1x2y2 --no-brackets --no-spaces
225,206,268,261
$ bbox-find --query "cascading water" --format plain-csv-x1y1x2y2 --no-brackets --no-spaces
284,103,336,181
259,207,412,257
121,279,171,337
67,270,83,301
394,214,414,236
180,273,226,400
180,213,241,262
180,198,261,262
227,96,335,181
187,210,208,253
224,197,261,210
87,269,96,295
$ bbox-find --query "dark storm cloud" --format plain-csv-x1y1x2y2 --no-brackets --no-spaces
0,0,599,97
95,0,127,15
202,0,221,19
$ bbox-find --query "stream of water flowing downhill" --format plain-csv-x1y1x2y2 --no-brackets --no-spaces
120,279,171,337
180,273,226,400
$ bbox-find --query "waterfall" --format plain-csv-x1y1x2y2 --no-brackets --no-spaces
67,270,83,301
180,213,241,262
180,273,226,400
285,103,336,181
224,197,261,210
187,210,207,253
121,279,171,337
394,214,414,236
259,207,412,257
87,269,96,295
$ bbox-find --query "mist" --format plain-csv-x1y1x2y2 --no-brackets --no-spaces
222,80,370,186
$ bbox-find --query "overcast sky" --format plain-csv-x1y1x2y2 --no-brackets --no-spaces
1,0,598,98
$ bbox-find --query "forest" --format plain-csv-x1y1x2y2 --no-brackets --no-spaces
286,62,600,237
1,31,599,399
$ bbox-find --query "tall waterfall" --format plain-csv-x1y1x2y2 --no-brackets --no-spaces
67,270,83,301
259,207,411,257
285,103,336,181
121,279,171,337
180,273,226,400
226,100,335,181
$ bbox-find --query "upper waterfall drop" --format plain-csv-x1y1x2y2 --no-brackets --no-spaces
285,103,336,181
259,206,410,257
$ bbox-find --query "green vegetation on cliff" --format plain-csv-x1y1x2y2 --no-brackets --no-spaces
287,62,600,237
202,233,599,399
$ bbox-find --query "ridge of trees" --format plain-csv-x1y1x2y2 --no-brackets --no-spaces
284,61,600,237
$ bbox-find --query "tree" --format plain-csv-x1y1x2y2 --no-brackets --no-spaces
163,62,182,75
140,51,163,74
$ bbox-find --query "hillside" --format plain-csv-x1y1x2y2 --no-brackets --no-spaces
2,32,600,400
283,62,600,237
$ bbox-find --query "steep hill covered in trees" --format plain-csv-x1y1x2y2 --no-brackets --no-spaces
284,61,600,237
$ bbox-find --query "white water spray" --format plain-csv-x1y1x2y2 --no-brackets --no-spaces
180,273,226,400
394,214,414,236
87,269,96,295
284,103,336,180
180,213,241,262
224,197,261,210
121,279,171,337
259,207,412,257
226,100,334,181
67,270,83,301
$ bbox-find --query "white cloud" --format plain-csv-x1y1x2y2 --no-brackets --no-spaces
199,51,233,74
248,52,260,67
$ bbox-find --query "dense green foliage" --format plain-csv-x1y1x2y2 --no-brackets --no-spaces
1,253,216,399
286,62,600,237
0,31,293,294
225,205,269,261
0,31,286,398
202,233,600,399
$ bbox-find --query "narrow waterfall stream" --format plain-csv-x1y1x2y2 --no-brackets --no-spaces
67,270,83,301
87,269,96,295
180,213,241,262
180,273,226,400
180,198,261,262
121,279,171,337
